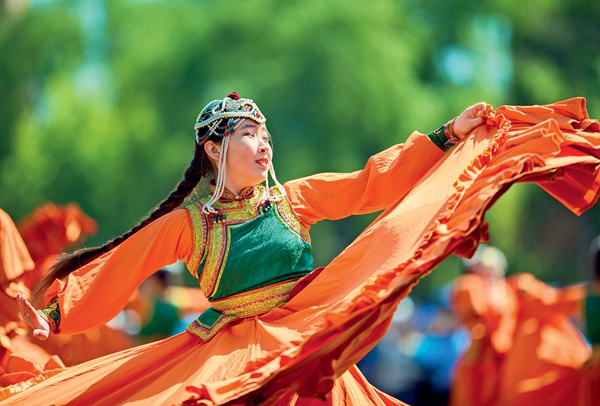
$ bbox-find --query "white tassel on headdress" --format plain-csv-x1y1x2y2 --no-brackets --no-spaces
202,134,230,215
267,162,286,201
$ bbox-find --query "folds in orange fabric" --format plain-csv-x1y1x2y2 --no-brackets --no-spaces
2,98,600,406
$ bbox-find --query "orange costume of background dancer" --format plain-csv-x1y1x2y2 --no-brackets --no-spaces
450,247,590,406
499,273,589,406
0,209,64,387
16,203,135,367
3,95,600,405
449,246,518,406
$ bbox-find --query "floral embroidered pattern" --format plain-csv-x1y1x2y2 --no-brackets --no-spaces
211,279,299,317
188,185,307,299
185,204,208,278
183,184,314,342
187,313,236,342
37,297,60,333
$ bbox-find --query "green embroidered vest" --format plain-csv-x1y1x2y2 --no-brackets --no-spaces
184,185,313,341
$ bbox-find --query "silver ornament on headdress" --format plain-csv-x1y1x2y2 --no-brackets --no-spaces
194,92,286,215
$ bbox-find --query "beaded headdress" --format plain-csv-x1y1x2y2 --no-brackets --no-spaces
194,92,266,145
194,92,285,215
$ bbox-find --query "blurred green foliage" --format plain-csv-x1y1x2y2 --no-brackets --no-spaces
1,0,599,295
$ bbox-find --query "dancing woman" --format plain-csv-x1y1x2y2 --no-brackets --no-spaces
4,93,600,405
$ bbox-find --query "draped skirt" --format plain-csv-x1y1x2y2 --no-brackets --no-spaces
2,98,600,405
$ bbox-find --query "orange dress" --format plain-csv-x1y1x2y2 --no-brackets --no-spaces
0,209,34,286
0,209,63,385
16,202,98,290
498,273,589,406
0,207,35,370
579,350,600,406
449,273,518,406
15,203,134,367
2,98,600,405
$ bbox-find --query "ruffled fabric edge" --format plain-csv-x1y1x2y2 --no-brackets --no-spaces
0,367,65,401
183,98,600,405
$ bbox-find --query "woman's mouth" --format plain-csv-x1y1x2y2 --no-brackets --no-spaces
255,158,269,168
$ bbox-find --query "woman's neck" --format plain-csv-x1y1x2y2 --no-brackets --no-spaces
223,181,260,197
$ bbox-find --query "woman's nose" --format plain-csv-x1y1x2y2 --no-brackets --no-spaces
259,140,270,153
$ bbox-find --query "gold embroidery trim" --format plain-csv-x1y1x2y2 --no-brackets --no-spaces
184,205,207,278
196,185,307,299
210,279,299,317
200,222,227,298
38,297,60,333
274,196,311,244
197,186,266,297
186,314,236,342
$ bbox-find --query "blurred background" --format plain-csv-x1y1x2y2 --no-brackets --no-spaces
1,0,600,403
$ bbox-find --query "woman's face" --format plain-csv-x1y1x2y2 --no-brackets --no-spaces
221,119,272,193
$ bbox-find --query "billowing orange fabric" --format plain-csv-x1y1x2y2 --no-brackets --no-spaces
0,280,29,342
0,209,34,284
448,273,518,406
16,202,97,290
28,325,134,367
0,351,64,387
450,271,590,406
2,98,600,405
0,210,35,370
499,273,590,406
0,210,61,386
13,203,135,367
579,348,600,406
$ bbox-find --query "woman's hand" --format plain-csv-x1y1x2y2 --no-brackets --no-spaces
16,292,50,340
453,102,489,139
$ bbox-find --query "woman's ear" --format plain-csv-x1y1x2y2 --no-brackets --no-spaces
204,141,221,161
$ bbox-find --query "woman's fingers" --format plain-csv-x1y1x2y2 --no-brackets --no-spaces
454,102,490,138
16,292,51,339
32,328,50,340
472,102,487,118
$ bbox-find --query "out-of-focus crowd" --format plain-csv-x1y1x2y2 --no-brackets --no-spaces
360,245,600,406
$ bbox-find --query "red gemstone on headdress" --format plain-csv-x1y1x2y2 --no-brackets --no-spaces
227,92,240,100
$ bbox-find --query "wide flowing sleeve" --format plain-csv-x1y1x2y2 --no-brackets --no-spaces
0,209,34,283
513,272,586,315
42,209,194,335
283,132,444,226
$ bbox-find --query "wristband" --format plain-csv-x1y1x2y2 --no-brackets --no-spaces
38,297,61,333
427,118,459,152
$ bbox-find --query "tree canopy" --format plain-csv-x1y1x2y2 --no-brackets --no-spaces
1,0,599,294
